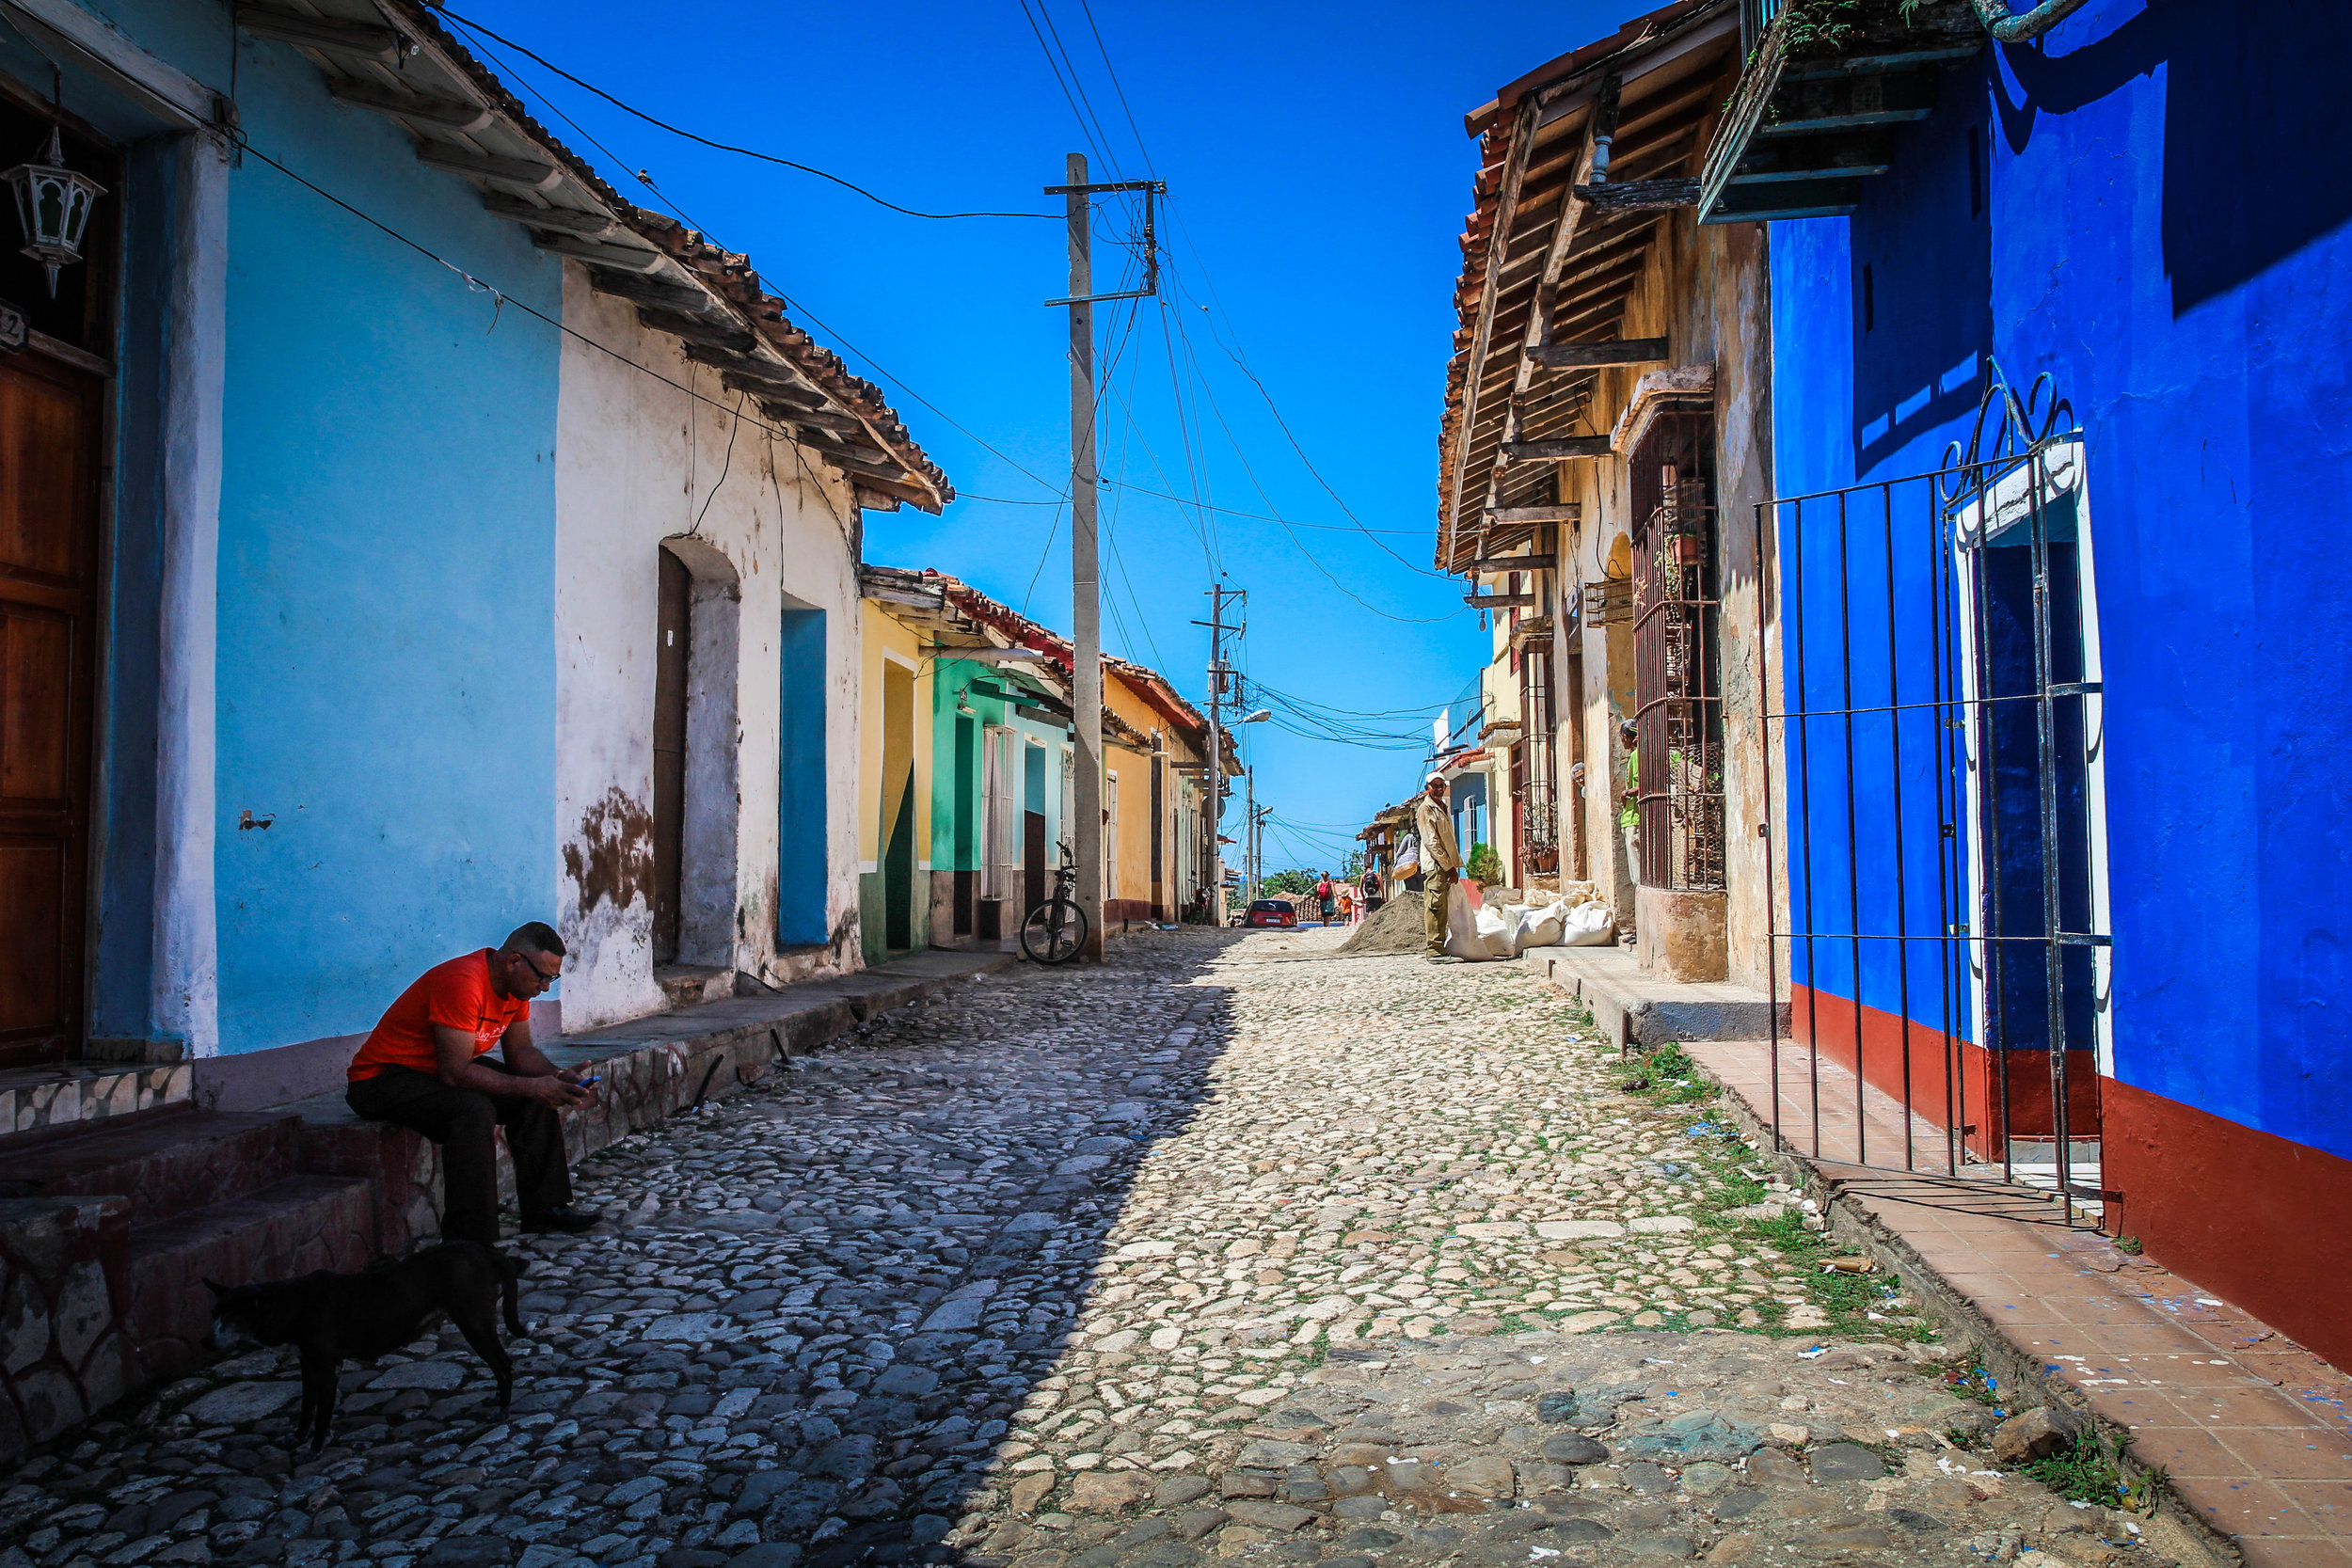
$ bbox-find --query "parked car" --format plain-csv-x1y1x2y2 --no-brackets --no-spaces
1245,899,1298,928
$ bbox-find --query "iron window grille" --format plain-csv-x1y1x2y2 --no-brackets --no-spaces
1632,411,1726,892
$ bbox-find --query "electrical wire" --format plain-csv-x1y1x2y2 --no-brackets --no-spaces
230,134,862,531
435,8,1057,221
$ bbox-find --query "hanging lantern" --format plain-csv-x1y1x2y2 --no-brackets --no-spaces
4,129,105,297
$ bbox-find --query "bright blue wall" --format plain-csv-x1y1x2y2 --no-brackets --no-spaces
210,31,563,1052
1768,0,2352,1157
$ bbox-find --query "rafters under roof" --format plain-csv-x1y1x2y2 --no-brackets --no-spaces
1435,0,1741,574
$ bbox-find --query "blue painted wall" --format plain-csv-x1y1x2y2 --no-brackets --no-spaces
208,31,563,1052
778,608,829,948
1768,0,2352,1157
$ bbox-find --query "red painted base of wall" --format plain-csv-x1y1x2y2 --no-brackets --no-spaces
1106,898,1158,926
1789,987,2100,1160
2103,1077,2352,1370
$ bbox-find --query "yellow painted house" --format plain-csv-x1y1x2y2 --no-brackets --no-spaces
857,566,1229,953
856,583,935,959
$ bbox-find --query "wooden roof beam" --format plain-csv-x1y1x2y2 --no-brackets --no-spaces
237,5,404,63
1502,436,1613,462
417,142,562,192
1530,337,1667,369
487,195,616,238
329,77,492,132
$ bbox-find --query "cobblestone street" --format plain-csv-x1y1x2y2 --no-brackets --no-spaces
1,932,2204,1568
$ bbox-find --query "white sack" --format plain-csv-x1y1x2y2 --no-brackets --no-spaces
1556,898,1616,947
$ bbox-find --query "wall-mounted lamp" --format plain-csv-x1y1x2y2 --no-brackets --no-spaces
4,129,104,297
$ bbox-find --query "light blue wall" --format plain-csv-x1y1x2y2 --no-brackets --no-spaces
205,29,564,1052
1768,1,2352,1157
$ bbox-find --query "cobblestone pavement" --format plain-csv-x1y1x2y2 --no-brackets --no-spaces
1,930,2210,1568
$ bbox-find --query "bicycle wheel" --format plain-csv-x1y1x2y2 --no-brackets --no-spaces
1021,897,1089,964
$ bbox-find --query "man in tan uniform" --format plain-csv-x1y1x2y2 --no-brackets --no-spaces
1414,771,1462,958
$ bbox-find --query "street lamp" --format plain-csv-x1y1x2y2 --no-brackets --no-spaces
1237,709,1270,724
4,128,104,297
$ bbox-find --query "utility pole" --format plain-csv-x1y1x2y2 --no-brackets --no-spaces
1195,583,1245,923
1245,767,1257,904
1062,152,1104,960
1046,156,1165,959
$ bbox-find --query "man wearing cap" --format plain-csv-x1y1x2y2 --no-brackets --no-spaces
345,922,602,1243
1414,771,1462,959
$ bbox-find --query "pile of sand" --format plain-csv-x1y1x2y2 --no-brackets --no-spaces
1338,885,1527,957
1338,893,1426,956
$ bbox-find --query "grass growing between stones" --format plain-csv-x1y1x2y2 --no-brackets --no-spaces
1605,1038,1941,1346
2018,1432,2128,1506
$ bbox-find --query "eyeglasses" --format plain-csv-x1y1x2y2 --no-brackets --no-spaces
511,954,561,991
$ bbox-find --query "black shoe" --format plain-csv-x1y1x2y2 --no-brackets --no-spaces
520,1206,601,1234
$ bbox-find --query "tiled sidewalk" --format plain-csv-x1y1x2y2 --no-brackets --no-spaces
1688,1039,2352,1568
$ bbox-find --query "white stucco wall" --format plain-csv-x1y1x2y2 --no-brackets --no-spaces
552,267,866,1029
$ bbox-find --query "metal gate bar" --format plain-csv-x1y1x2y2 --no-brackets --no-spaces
1753,376,2106,1212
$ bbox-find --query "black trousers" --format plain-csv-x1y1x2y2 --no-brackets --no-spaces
346,1059,571,1245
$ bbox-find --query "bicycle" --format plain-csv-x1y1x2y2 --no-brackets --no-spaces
1020,842,1089,964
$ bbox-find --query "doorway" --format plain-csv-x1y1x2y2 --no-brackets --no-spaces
651,538,742,970
881,658,915,952
1023,741,1047,920
651,547,689,964
0,353,103,1068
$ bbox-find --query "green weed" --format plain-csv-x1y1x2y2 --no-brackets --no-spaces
2019,1432,2126,1507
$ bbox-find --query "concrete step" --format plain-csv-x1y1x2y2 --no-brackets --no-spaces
0,1106,300,1226
0,1059,192,1137
126,1173,376,1384
1521,942,1788,1050
654,963,736,1009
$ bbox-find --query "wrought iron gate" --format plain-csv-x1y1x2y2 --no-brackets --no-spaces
1755,376,2110,1215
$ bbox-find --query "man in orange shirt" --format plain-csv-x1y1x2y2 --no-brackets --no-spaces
346,923,599,1244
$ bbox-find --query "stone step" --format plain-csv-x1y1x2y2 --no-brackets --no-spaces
0,1059,192,1137
126,1173,377,1385
654,963,737,1008
0,1106,301,1227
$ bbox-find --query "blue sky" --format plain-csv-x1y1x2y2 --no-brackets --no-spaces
453,0,1632,874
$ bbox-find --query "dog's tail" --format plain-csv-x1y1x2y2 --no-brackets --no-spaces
499,1250,527,1338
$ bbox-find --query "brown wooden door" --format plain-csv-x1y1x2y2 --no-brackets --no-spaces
1023,811,1046,919
0,354,102,1067
651,547,689,964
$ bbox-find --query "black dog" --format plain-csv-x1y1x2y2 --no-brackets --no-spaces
206,1240,526,1451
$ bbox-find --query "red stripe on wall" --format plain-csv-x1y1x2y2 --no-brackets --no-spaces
1788,986,2100,1159
2103,1076,2352,1371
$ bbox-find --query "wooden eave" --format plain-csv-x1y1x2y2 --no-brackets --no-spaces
234,0,951,513
1435,1,1741,576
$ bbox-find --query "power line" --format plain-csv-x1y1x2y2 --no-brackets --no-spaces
230,133,860,531
435,8,1057,221
1072,0,1156,174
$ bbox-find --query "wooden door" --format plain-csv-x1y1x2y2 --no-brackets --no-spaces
0,354,102,1067
1023,811,1046,919
651,547,689,963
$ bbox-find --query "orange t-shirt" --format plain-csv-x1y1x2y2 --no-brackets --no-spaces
348,950,529,1081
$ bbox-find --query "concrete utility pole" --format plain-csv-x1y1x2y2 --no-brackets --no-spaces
1196,584,1245,923
1245,767,1256,904
1062,152,1104,960
1046,155,1165,958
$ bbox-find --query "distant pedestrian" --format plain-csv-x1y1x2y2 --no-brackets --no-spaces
1415,772,1463,958
1339,887,1356,923
1316,873,1336,924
